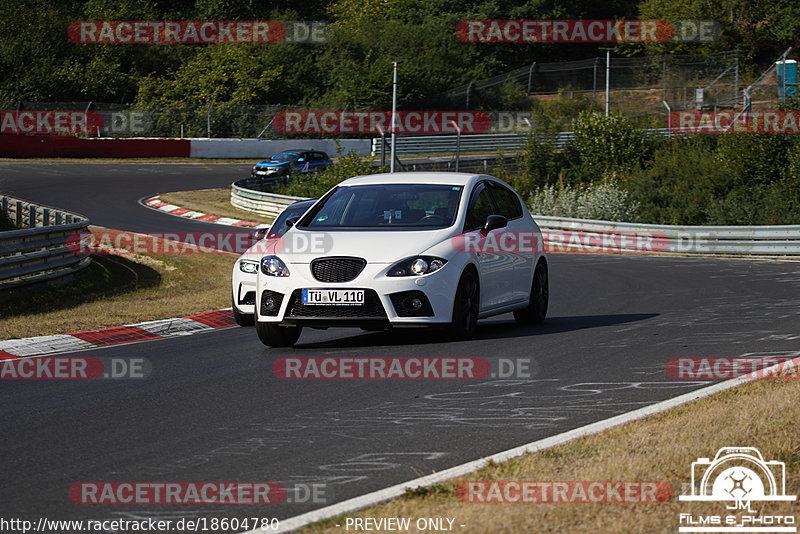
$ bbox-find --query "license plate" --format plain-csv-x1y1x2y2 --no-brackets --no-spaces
302,289,364,306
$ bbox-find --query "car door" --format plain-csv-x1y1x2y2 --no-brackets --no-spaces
296,152,312,172
464,182,511,310
309,152,329,172
488,182,534,303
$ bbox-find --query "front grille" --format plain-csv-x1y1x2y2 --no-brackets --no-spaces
260,290,284,317
286,289,387,319
311,257,366,283
390,290,434,317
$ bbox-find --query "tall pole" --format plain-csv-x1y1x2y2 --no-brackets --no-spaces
390,61,399,173
605,49,610,116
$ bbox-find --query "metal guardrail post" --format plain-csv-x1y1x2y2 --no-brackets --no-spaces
28,205,36,228
43,208,50,226
16,201,22,227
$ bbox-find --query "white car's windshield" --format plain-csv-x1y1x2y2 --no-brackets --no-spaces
300,184,463,229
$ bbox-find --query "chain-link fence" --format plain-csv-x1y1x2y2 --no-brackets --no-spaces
4,49,797,138
0,102,281,138
445,50,749,120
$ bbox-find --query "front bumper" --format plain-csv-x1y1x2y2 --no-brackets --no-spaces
232,274,257,315
256,262,458,328
252,166,288,177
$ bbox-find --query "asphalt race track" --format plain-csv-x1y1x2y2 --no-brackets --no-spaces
0,162,252,233
2,163,800,529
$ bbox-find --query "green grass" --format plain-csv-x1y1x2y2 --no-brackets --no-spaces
0,254,161,320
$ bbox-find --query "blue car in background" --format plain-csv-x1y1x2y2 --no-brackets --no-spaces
251,150,332,179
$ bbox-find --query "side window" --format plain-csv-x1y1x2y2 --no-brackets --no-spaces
464,183,497,231
489,183,523,220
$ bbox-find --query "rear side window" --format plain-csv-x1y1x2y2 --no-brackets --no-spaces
489,183,523,220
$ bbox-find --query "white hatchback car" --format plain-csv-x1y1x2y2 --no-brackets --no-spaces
254,172,548,347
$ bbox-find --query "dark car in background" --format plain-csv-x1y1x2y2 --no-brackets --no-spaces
251,150,332,179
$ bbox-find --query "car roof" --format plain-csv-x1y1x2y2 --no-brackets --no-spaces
337,172,491,188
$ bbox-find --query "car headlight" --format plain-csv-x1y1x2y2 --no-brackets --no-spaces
239,259,259,274
387,256,447,277
261,255,290,277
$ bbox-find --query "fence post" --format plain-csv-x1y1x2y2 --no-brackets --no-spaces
527,62,536,95
1,197,7,219
28,205,36,228
16,201,22,227
43,208,50,226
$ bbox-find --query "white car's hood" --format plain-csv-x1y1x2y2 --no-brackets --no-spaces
259,227,455,263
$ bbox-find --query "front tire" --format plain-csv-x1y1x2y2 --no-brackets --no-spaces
256,322,302,347
514,260,548,325
447,268,480,340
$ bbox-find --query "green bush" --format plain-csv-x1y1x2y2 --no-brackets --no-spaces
624,134,800,225
528,177,640,222
566,111,657,184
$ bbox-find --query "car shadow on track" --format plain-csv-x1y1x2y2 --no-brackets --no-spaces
291,313,659,349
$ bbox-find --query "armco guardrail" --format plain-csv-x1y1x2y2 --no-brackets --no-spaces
371,129,671,157
228,179,800,257
370,133,571,156
535,215,800,256
0,196,91,291
230,178,309,218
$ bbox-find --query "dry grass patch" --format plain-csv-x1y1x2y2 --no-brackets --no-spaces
159,188,274,224
305,379,800,533
1,226,236,338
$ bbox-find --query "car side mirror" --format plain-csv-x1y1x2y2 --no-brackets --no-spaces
250,228,268,243
482,214,507,232
286,217,299,228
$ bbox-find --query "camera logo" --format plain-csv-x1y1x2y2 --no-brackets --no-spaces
679,447,796,533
